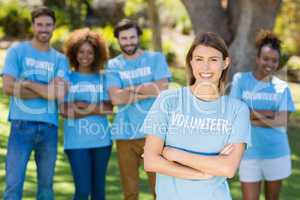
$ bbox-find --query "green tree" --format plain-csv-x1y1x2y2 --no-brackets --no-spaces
275,0,300,55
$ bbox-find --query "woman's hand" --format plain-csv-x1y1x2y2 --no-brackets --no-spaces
74,101,90,109
162,147,214,179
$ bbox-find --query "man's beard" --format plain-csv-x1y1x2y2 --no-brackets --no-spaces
120,43,139,56
35,32,51,43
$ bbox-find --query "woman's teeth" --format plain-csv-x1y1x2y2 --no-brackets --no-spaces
200,73,213,78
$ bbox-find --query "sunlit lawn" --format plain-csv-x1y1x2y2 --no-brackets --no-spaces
0,48,300,199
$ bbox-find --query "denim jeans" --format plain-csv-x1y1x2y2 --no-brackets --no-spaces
65,146,112,200
4,120,58,200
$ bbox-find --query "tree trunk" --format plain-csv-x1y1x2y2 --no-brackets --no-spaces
181,0,282,77
181,0,232,43
228,0,282,74
146,0,162,51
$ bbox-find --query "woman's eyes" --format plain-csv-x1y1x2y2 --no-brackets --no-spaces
195,58,219,62
263,57,278,63
79,50,94,55
263,57,269,61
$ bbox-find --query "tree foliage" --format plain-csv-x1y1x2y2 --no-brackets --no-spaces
0,0,31,38
275,0,300,55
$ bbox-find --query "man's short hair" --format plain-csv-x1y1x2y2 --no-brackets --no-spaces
31,6,56,23
114,19,142,38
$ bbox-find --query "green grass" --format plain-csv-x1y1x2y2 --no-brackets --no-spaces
0,63,300,199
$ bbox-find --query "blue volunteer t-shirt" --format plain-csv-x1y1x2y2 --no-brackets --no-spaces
140,87,251,200
1,41,69,126
230,72,295,159
63,72,111,149
106,51,172,140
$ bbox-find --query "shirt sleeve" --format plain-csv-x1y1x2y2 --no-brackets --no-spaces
229,72,243,99
153,52,172,81
1,45,20,78
55,55,70,82
102,74,110,101
105,62,122,88
140,91,173,140
228,102,252,148
60,72,71,104
278,87,296,112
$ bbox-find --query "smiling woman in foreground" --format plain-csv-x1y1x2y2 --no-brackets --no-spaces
140,32,251,200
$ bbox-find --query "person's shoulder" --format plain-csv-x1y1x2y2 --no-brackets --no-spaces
226,95,244,104
156,88,182,108
156,88,180,102
225,95,249,112
69,71,77,77
160,87,186,102
7,41,28,52
66,70,78,79
159,87,181,97
233,71,251,80
106,54,123,69
108,54,123,62
271,76,289,93
144,50,165,59
93,72,102,81
51,48,67,60
231,72,252,89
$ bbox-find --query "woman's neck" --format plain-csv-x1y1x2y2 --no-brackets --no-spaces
78,67,93,74
190,83,220,101
253,69,272,82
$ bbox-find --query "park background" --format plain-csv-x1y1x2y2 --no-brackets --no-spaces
0,0,299,199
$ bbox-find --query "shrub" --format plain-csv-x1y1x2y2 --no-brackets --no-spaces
0,1,31,38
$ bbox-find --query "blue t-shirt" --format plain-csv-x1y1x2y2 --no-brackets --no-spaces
106,51,172,140
140,87,251,200
1,41,69,126
230,72,295,159
63,72,111,149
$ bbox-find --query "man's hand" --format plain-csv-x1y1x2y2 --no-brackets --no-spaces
20,77,68,100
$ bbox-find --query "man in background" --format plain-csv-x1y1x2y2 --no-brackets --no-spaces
1,6,69,200
106,19,172,200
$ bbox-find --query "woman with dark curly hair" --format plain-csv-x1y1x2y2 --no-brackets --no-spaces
230,30,295,200
60,28,112,200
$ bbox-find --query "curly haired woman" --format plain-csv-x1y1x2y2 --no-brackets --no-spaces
61,28,112,200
